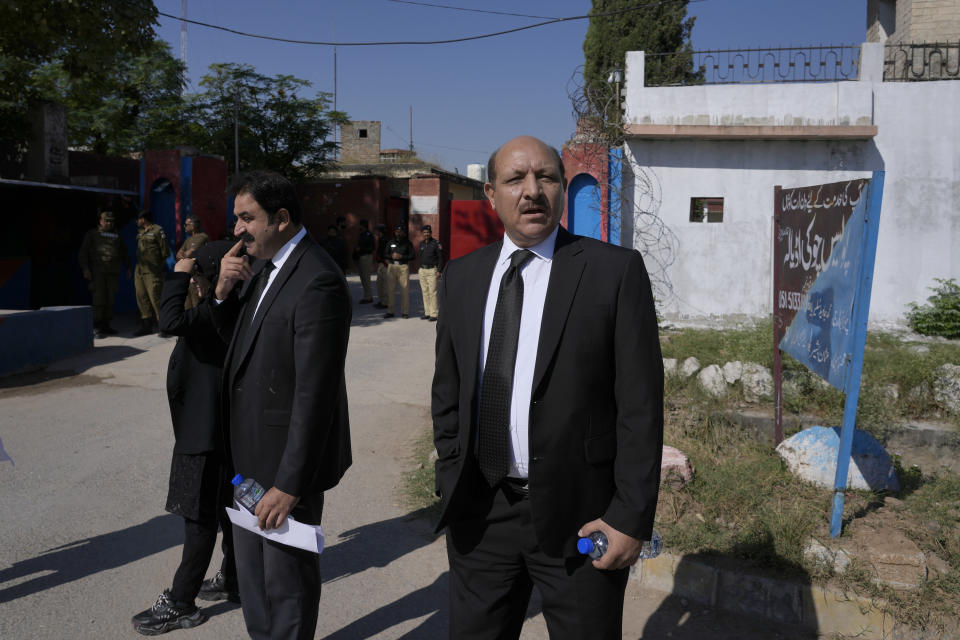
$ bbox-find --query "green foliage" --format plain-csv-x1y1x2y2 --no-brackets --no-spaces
582,0,698,117
907,278,960,339
0,0,159,167
193,63,347,181
31,40,187,155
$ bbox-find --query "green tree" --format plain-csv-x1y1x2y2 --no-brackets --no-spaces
0,0,159,168
194,63,346,182
31,40,188,155
582,0,698,119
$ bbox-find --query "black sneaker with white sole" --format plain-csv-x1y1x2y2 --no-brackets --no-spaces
197,570,240,603
131,589,205,635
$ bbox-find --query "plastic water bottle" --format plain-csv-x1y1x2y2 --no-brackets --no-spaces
232,474,265,514
577,528,663,560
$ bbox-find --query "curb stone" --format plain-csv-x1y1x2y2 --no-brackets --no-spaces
628,552,958,639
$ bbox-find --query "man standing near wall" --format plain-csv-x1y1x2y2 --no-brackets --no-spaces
432,135,664,639
384,224,414,319
417,224,443,321
134,210,170,336
79,211,130,339
354,219,375,303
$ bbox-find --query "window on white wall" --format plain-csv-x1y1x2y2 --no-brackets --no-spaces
689,197,724,223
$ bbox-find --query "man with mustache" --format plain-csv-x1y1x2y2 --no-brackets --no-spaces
213,170,352,640
432,136,664,639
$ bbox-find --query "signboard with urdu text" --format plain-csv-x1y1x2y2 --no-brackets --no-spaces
772,172,885,538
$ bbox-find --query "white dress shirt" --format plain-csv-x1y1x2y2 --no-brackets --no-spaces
480,226,558,480
251,226,306,317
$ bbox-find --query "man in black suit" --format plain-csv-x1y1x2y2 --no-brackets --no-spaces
213,170,352,640
432,136,663,639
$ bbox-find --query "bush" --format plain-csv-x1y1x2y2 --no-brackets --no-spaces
907,278,960,339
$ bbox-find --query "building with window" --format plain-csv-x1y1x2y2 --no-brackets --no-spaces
619,23,958,324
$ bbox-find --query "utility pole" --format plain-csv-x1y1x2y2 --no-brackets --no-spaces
234,92,240,176
334,46,338,159
409,106,414,153
180,0,188,70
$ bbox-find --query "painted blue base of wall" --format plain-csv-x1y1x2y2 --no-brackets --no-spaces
0,306,93,376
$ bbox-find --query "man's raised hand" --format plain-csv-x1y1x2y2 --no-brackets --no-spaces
215,240,252,301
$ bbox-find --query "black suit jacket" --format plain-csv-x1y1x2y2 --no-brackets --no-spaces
159,273,227,455
432,226,664,557
213,233,352,525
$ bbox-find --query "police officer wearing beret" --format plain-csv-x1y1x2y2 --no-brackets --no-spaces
384,224,415,319
417,224,444,321
134,210,171,336
78,211,131,339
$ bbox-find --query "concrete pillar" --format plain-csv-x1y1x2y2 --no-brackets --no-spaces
859,42,886,83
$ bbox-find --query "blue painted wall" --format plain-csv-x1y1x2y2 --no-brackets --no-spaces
0,307,92,375
569,173,602,240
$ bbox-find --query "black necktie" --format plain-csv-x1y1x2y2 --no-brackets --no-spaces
234,261,275,352
477,249,534,487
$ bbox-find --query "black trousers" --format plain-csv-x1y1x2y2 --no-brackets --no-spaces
169,454,237,604
232,526,321,640
446,475,629,640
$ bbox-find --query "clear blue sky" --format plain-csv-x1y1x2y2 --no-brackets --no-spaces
154,0,866,173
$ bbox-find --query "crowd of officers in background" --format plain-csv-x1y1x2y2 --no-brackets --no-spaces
79,211,443,337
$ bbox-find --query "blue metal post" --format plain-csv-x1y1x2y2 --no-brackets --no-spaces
829,171,885,538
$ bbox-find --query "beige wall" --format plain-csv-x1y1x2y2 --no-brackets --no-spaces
868,0,960,43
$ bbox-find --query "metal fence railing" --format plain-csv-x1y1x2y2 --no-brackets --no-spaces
884,41,960,81
645,45,861,86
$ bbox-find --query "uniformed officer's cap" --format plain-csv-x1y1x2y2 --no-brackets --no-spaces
100,211,115,221
421,225,432,232
137,210,151,221
395,224,405,230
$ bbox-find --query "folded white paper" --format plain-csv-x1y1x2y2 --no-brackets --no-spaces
225,505,325,554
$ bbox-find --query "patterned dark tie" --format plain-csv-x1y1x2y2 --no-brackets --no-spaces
477,249,534,487
234,261,275,353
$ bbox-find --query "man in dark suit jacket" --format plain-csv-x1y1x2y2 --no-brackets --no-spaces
213,170,352,640
432,136,663,639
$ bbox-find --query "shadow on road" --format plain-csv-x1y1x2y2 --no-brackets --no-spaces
639,551,819,640
321,507,441,583
0,514,181,604
199,597,242,622
0,344,148,393
325,572,448,639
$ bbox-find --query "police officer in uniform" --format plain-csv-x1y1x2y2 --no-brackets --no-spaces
177,216,210,310
417,224,443,321
134,210,171,336
78,211,130,339
384,224,414,319
374,224,389,309
354,219,375,304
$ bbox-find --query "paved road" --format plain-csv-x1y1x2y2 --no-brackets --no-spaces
0,275,816,639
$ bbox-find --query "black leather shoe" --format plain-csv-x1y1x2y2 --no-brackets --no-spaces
383,313,394,318
401,313,409,319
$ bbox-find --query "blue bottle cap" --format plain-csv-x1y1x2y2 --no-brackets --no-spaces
231,474,244,486
576,537,594,555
